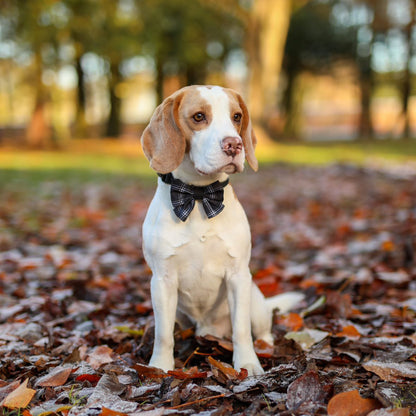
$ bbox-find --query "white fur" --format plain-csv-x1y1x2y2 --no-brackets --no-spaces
142,86,303,376
189,87,246,175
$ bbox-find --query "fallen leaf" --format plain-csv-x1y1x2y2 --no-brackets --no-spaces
86,346,115,370
363,360,416,382
287,371,326,412
285,329,329,350
133,364,169,380
335,324,361,339
99,407,128,416
75,374,102,385
277,312,304,331
367,409,410,416
114,326,144,337
167,366,208,379
36,366,73,387
327,390,381,416
36,405,73,416
2,379,36,409
208,356,247,381
254,339,274,358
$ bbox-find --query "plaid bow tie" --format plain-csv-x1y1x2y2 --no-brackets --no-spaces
158,173,229,222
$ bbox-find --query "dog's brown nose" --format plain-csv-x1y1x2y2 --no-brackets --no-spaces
222,136,243,157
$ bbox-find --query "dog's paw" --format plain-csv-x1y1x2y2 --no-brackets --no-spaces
149,355,174,372
234,351,264,376
237,361,264,376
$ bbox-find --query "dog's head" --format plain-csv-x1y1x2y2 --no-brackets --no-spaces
141,85,258,175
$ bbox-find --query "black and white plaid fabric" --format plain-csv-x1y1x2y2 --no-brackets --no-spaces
158,173,229,222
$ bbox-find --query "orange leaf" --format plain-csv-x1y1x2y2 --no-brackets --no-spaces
99,407,128,416
335,325,361,339
36,367,72,387
2,379,36,409
277,313,304,331
167,366,207,379
207,356,247,380
327,390,381,416
253,265,281,280
179,327,194,340
254,339,274,358
381,240,395,252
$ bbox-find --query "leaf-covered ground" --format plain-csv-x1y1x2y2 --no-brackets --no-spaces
0,163,415,416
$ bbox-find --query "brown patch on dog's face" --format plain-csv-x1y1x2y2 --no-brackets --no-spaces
177,88,213,141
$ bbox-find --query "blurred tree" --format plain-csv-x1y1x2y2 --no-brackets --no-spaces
62,0,99,138
7,0,60,147
91,1,141,137
247,0,293,125
282,0,356,138
137,0,242,102
138,0,243,104
401,9,415,139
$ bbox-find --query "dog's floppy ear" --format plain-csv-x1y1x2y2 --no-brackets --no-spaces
235,92,258,172
141,91,186,174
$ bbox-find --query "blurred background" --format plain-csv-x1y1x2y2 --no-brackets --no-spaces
0,0,415,149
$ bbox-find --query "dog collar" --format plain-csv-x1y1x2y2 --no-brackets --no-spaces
158,173,229,222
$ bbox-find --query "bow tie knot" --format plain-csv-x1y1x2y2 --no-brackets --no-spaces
158,173,229,222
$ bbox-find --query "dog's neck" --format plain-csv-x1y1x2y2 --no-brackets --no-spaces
172,155,229,187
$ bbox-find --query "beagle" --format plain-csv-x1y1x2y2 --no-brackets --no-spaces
140,85,303,376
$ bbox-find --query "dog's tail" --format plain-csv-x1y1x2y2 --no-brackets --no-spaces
265,292,305,314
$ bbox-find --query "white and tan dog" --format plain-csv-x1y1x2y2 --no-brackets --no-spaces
141,85,302,376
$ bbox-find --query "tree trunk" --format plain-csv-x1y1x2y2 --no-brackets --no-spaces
74,54,88,138
106,62,122,138
282,66,302,139
400,16,414,139
358,71,374,139
155,58,164,105
247,0,292,125
26,50,52,148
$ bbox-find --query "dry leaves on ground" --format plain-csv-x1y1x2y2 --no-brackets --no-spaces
0,163,415,415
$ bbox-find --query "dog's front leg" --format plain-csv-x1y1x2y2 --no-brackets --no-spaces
227,269,264,376
149,274,178,372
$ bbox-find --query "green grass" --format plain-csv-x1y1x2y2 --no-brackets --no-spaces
256,139,416,165
1,138,415,187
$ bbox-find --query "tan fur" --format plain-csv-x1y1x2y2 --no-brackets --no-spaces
141,86,258,174
141,90,186,174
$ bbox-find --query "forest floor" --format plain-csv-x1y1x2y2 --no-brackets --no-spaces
0,158,415,415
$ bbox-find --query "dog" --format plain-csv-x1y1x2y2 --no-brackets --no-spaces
140,85,303,376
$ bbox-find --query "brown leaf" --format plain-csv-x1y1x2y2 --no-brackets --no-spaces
363,360,416,382
167,366,208,380
36,366,72,387
2,379,36,409
327,390,381,416
133,363,169,380
207,356,247,381
86,346,115,370
287,371,327,412
367,409,410,416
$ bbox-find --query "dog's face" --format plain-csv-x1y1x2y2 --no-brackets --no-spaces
141,85,258,175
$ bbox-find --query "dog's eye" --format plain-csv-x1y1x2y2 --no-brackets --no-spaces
192,112,206,122
233,113,242,123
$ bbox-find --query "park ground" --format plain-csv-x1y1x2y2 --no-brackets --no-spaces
0,139,415,415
